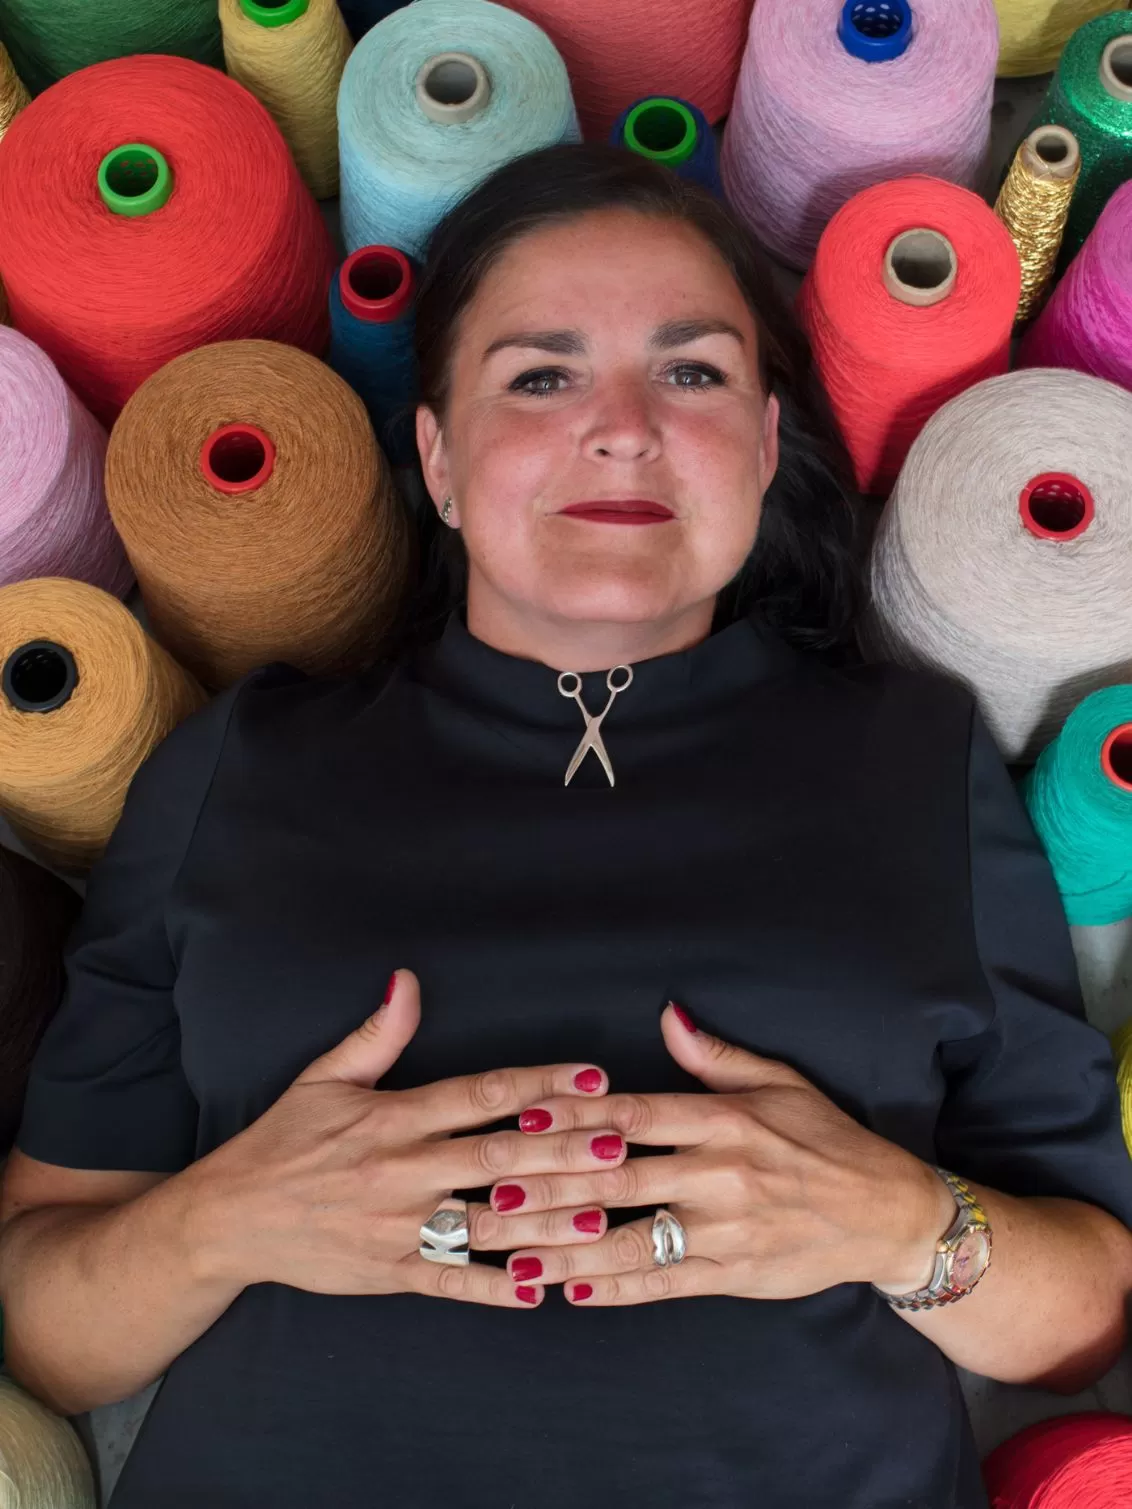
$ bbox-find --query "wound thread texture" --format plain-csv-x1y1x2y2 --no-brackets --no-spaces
0,578,205,873
722,0,998,270
0,41,30,139
0,328,131,595
799,176,1020,497
995,0,1122,78
338,0,579,259
864,368,1132,764
219,0,353,199
0,1377,95,1508
1020,178,1132,395
994,128,1080,326
500,0,753,138
105,340,413,689
982,1412,1132,1505
0,55,335,426
1022,685,1132,927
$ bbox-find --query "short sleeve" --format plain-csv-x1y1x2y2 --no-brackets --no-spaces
14,686,241,1173
934,708,1132,1229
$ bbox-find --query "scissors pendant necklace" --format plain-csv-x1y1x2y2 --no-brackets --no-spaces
557,665,634,787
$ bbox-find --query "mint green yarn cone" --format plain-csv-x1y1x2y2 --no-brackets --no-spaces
1022,685,1132,926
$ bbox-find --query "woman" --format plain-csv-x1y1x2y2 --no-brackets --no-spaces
2,144,1131,1509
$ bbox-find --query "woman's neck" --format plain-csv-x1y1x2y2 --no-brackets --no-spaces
464,582,718,674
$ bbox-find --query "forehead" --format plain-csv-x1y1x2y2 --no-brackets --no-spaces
464,208,754,332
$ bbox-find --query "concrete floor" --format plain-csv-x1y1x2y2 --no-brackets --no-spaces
4,64,1132,1509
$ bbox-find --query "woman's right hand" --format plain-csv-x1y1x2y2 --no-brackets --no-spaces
182,969,620,1306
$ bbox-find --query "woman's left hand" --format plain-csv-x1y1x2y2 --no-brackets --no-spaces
494,1003,954,1306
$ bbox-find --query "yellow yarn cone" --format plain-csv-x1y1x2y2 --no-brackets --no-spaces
219,0,351,199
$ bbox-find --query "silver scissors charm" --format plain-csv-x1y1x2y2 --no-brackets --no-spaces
557,665,634,787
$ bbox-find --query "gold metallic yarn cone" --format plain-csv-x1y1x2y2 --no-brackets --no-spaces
0,578,206,873
105,339,412,689
995,125,1081,326
219,0,352,199
0,43,30,142
1112,1019,1132,1157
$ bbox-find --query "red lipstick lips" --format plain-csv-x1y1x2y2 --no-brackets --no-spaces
558,500,674,524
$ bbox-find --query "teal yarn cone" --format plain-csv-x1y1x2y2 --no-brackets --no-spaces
1022,685,1132,926
337,0,579,260
0,0,223,96
328,245,419,468
1027,10,1132,267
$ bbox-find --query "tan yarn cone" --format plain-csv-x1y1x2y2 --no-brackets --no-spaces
0,1375,96,1509
0,578,205,873
105,339,412,689
0,42,30,143
219,0,352,199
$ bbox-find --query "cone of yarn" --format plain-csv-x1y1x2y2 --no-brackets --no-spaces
0,41,30,140
982,1412,1132,1506
1112,1020,1132,1158
0,1376,95,1507
994,127,1081,327
1020,179,1132,395
339,0,579,260
219,0,353,200
0,328,132,596
105,340,412,689
0,55,335,427
0,0,223,96
1027,10,1132,266
864,368,1132,764
1022,687,1132,927
995,0,1119,79
0,578,205,873
799,176,1020,497
499,0,752,139
610,97,723,196
721,0,998,271
328,246,419,468
0,845,79,1155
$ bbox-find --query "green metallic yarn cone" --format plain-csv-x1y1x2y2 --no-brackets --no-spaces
1022,685,1132,927
0,0,223,95
1026,10,1132,268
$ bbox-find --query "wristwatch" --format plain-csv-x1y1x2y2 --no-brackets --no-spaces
873,1168,993,1312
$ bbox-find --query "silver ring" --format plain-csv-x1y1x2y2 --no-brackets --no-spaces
651,1207,687,1267
419,1196,470,1265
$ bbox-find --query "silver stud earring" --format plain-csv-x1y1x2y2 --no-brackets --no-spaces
440,496,453,526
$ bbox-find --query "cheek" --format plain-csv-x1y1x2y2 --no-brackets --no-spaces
454,404,571,505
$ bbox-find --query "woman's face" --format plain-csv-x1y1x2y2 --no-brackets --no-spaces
417,207,779,636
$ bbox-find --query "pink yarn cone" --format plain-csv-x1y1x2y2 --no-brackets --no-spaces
722,0,998,270
0,328,133,594
1020,180,1132,393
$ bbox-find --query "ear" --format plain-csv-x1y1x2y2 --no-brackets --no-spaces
760,392,780,492
416,403,453,519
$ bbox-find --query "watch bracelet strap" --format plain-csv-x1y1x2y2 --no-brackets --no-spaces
872,1168,992,1313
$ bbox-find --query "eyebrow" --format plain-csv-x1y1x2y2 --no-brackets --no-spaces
481,318,746,362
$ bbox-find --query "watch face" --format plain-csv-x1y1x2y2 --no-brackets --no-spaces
950,1228,991,1291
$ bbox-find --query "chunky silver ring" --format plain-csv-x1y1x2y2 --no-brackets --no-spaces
419,1196,471,1265
651,1207,688,1267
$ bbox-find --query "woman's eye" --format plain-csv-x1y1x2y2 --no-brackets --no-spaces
510,368,569,396
665,362,725,390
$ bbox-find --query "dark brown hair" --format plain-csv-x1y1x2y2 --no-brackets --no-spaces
390,142,861,659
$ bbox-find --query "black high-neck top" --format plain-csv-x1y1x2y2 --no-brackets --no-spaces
16,606,1132,1509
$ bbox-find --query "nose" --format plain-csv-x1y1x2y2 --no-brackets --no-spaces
581,377,662,464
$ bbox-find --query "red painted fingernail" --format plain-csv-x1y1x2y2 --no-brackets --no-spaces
382,971,397,1006
571,1283,593,1302
573,1209,603,1233
494,1184,525,1211
519,1108,553,1133
511,1256,542,1282
591,1134,624,1161
573,1068,602,1093
516,1285,539,1305
670,1002,697,1033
